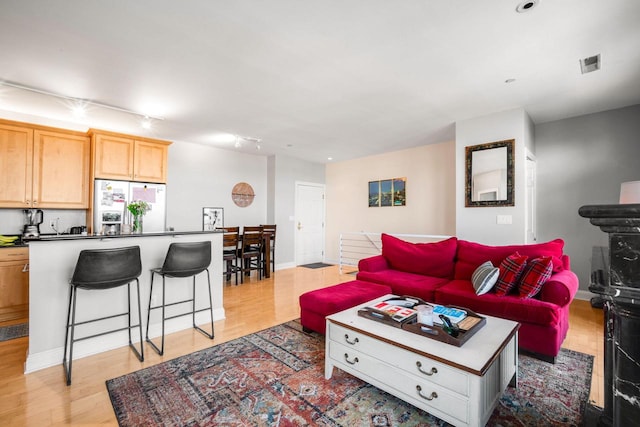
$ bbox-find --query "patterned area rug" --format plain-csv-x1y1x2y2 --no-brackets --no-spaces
0,323,28,342
107,320,593,426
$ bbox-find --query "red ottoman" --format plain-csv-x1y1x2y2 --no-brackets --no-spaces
299,280,392,334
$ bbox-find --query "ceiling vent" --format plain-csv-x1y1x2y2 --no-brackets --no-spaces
580,54,601,74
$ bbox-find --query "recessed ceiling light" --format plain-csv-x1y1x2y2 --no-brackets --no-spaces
327,157,333,161
516,0,539,13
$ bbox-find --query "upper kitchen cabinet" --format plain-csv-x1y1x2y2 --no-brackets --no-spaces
0,120,90,208
90,130,171,183
33,130,90,208
0,122,33,208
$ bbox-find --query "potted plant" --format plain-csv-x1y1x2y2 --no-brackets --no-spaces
127,200,150,233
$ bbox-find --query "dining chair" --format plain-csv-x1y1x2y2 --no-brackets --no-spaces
238,226,263,283
261,224,277,275
222,227,240,285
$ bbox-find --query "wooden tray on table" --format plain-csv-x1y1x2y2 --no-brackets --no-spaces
402,308,486,347
358,295,486,347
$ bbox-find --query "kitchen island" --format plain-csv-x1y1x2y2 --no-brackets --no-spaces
26,231,223,373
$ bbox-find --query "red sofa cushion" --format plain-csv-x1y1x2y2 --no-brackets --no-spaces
357,269,449,302
435,280,562,327
381,233,457,278
454,239,565,280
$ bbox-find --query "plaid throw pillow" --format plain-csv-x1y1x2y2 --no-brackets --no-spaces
518,256,553,298
495,252,528,296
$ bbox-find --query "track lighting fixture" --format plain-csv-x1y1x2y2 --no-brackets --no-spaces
0,80,165,127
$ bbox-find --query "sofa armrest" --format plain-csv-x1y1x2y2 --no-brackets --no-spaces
358,255,389,273
539,269,579,307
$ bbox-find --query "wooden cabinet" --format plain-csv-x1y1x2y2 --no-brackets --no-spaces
0,120,90,208
91,130,170,183
0,247,29,323
0,123,34,207
33,130,91,208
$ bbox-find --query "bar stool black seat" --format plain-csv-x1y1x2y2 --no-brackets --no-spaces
145,241,214,355
63,245,144,386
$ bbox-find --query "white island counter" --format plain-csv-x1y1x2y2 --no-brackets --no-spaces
26,231,223,373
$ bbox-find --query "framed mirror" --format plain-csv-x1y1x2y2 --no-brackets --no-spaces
465,139,514,207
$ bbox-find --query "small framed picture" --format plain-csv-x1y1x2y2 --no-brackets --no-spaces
203,207,224,231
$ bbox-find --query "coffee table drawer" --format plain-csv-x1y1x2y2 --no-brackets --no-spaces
328,341,470,424
329,323,469,396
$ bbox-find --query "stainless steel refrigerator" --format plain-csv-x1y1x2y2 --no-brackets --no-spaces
94,179,167,234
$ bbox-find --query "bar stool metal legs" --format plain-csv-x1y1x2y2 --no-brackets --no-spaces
63,246,144,386
145,241,215,356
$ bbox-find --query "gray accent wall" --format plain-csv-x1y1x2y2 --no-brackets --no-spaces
536,104,640,293
270,154,325,268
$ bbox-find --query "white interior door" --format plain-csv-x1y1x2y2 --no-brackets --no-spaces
295,182,325,265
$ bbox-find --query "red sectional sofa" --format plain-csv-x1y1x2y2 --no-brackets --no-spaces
354,234,579,362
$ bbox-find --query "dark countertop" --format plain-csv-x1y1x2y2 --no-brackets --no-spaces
32,230,223,242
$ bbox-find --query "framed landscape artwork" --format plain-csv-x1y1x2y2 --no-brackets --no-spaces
369,177,406,207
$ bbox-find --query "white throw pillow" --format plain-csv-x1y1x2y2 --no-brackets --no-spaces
471,261,500,295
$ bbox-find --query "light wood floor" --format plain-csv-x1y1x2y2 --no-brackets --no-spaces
0,266,603,426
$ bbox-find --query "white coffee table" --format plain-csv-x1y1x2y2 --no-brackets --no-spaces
325,295,519,427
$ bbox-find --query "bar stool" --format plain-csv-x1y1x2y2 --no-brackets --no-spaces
63,246,144,386
145,241,214,355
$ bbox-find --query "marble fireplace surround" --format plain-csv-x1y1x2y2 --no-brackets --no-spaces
579,203,640,427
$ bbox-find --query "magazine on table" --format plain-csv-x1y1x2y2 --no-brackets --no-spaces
432,304,467,325
366,300,417,323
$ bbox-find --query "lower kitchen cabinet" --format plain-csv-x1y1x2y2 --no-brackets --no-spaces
0,247,29,323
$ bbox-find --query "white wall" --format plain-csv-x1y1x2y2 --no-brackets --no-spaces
455,108,533,245
166,140,268,231
324,141,456,263
536,104,640,292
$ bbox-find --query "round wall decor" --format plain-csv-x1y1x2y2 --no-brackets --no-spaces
231,182,255,207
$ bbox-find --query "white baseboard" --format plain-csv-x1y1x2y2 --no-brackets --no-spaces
275,262,296,271
575,290,599,301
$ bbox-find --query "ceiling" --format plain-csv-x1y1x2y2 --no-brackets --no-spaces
1,1,639,164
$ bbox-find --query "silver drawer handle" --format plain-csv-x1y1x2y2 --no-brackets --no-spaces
416,361,438,376
416,385,438,401
344,334,359,345
344,353,359,365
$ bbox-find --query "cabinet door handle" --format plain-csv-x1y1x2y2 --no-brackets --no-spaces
22,263,29,272
416,361,438,376
416,385,438,401
344,353,359,365
344,334,359,345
